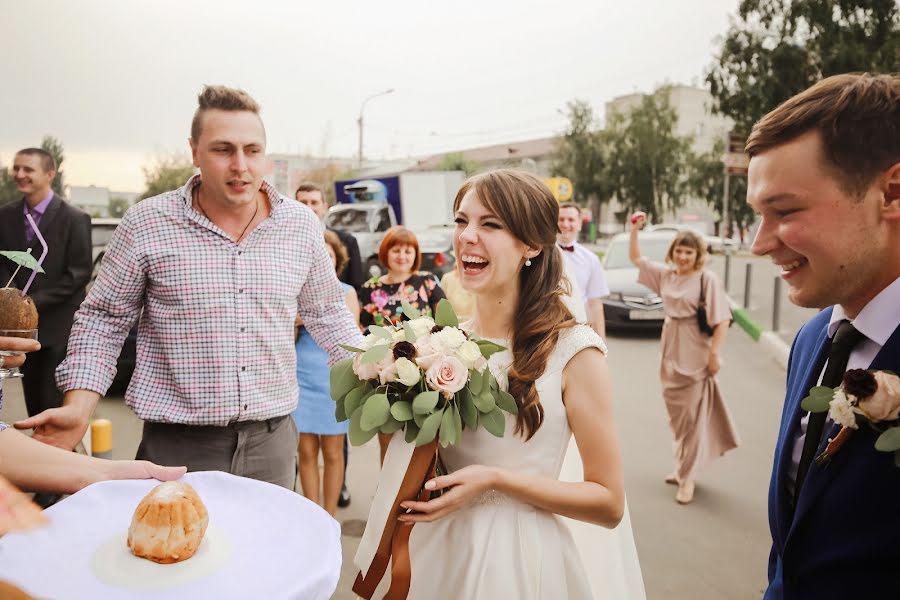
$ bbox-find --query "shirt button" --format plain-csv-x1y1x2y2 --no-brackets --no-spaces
239,289,244,294
238,251,243,255
241,366,247,372
240,327,246,333
243,404,248,410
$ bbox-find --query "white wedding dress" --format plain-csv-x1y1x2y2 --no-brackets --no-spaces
358,324,646,599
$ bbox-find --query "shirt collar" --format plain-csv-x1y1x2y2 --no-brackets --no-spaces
828,275,900,345
180,175,284,212
23,191,54,215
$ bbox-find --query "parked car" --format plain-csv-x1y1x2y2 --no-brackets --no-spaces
602,230,676,332
646,223,738,254
90,218,136,394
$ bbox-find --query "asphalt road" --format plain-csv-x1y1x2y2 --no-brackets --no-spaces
1,324,786,599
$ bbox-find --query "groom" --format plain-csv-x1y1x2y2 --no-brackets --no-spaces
747,72,900,599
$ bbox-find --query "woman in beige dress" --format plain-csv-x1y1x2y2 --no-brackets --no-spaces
628,214,739,504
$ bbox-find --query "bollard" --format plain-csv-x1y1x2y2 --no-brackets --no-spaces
724,252,732,293
773,276,782,332
743,262,753,308
91,419,113,459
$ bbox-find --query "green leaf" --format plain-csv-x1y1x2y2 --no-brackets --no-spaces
434,298,459,327
413,411,427,428
348,407,379,446
405,422,420,443
381,414,404,434
800,386,834,413
460,388,477,430
369,326,393,341
875,427,900,453
338,343,365,353
0,250,44,273
402,321,418,342
415,410,444,446
412,390,440,415
439,406,456,448
330,358,358,402
481,407,506,437
390,400,414,421
473,389,496,413
496,390,518,415
361,343,390,365
488,372,499,392
334,395,347,422
401,300,422,320
360,393,390,431
344,384,373,417
475,339,506,359
468,369,484,396
452,403,463,443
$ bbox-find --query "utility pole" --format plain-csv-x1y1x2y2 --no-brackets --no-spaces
357,88,395,169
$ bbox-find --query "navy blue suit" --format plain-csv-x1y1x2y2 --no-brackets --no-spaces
765,307,900,599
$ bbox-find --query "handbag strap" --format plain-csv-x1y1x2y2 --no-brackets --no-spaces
699,271,706,306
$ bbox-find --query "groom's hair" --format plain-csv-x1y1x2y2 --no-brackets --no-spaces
746,73,900,197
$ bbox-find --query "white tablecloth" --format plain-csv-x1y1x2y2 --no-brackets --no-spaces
0,471,341,599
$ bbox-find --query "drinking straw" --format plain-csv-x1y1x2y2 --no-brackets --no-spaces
22,214,48,297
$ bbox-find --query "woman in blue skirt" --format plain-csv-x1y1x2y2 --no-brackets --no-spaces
293,230,360,515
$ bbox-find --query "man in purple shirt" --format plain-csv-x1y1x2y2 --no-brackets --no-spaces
0,148,92,418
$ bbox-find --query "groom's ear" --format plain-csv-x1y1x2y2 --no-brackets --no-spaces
881,163,900,221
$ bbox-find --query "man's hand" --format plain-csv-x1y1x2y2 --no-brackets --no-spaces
14,403,91,451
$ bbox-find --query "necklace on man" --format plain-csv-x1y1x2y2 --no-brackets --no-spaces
193,184,259,243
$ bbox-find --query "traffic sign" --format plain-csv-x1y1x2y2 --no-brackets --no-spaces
545,177,574,201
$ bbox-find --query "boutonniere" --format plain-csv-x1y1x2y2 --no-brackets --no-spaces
801,369,900,467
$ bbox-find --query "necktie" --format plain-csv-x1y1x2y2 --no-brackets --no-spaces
794,320,866,503
559,244,575,252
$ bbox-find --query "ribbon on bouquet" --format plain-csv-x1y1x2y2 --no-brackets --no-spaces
353,435,439,599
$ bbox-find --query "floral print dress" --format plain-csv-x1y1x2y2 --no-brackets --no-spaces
358,272,446,328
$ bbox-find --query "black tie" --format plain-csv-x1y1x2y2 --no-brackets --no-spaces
794,320,866,502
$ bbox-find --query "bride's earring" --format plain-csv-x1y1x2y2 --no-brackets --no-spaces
525,258,532,267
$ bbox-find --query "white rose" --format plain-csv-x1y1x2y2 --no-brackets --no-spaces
456,340,483,369
395,357,421,387
828,389,860,429
425,356,468,396
360,335,390,351
408,317,436,339
352,352,380,382
391,328,407,343
430,327,467,355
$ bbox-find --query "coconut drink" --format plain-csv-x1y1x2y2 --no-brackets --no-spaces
0,215,46,377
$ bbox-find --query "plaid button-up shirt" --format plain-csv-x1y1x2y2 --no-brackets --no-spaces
56,176,363,426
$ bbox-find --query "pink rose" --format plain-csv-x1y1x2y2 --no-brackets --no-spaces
352,351,393,382
425,356,467,396
858,371,900,422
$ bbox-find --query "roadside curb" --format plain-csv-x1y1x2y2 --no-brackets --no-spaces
727,298,791,370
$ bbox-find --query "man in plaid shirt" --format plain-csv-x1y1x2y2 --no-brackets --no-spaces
15,86,364,489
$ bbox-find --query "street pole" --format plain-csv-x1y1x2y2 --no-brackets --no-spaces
357,88,395,170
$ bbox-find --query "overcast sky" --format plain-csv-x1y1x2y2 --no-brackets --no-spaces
0,0,739,191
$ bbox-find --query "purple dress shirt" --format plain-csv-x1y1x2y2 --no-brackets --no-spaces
23,191,54,242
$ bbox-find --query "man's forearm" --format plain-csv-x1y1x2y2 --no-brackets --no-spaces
64,389,102,417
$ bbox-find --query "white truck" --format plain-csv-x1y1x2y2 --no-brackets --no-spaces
326,171,465,277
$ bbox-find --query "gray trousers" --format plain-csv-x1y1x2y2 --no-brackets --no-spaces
135,416,298,490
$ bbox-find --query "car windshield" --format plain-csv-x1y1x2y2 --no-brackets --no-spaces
325,209,372,233
604,237,672,269
414,228,452,252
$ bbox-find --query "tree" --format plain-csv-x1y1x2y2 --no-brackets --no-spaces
41,136,66,196
435,153,481,177
687,139,755,239
108,196,130,218
604,87,694,223
140,155,196,200
707,0,900,135
551,100,610,209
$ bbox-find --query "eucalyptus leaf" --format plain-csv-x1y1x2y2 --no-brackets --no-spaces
405,422,420,443
473,390,496,413
439,407,456,448
488,371,499,392
416,410,444,446
369,326,393,341
349,407,379,446
330,358,358,402
434,298,459,328
496,390,518,415
403,321,418,343
412,390,440,414
390,400,414,421
344,384,373,417
360,393,391,431
460,388,477,429
338,343,365,353
381,414,404,434
800,386,834,413
481,407,506,437
401,300,422,320
334,395,347,422
362,343,390,365
475,339,506,359
413,411,427,428
468,369,484,396
875,426,900,452
452,403,463,443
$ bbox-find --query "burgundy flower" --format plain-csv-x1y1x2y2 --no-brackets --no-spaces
393,341,417,361
843,369,877,400
431,325,444,334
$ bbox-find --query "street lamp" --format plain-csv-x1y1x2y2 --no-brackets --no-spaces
357,88,394,169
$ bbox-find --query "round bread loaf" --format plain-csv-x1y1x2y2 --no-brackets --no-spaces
127,481,209,564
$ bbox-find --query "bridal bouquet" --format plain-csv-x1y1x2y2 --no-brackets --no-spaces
330,299,516,448
801,369,900,467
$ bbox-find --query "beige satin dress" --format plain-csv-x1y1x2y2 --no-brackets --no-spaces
638,258,740,482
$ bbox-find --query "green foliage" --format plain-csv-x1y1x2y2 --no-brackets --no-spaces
687,138,754,234
108,196,131,218
140,154,196,200
875,426,900,453
801,386,836,413
551,99,610,206
434,298,459,328
605,87,694,222
435,153,481,177
707,0,900,134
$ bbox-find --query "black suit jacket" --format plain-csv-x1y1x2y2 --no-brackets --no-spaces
0,195,92,347
331,227,364,290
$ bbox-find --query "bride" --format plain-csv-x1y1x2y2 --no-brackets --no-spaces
357,169,644,599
